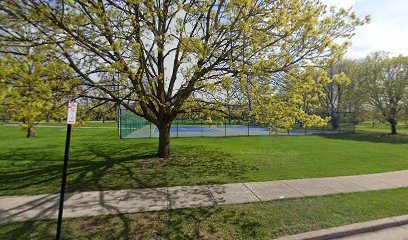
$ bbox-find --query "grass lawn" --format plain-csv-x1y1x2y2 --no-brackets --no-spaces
1,188,408,239
356,122,408,135
37,121,118,128
6,120,117,128
0,125,407,196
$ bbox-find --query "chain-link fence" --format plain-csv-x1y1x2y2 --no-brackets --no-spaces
118,109,150,138
119,109,355,139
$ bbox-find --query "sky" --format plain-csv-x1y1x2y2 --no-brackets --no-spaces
322,0,408,59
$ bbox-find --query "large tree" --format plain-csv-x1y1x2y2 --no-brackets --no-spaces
321,65,350,129
320,59,370,127
359,53,408,134
1,0,366,157
0,12,78,136
339,60,370,123
0,47,77,137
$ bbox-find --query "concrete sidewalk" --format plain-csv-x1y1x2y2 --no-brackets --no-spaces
1,170,408,223
277,214,408,240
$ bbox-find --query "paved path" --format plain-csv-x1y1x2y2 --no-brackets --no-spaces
277,214,408,240
1,170,408,223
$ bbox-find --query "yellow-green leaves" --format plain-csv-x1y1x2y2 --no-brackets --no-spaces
0,46,77,136
0,0,367,142
332,72,351,86
221,76,233,90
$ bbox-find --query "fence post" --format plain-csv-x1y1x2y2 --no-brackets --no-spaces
176,118,179,138
353,112,356,133
118,109,121,139
338,113,341,132
224,120,227,137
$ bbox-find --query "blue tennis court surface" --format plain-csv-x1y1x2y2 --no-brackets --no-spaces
226,125,269,131
154,125,218,133
119,109,355,138
153,125,270,134
122,123,347,138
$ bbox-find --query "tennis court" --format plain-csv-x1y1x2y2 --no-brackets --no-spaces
118,109,356,139
123,124,268,138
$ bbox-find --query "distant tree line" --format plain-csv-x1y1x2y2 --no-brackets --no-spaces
318,52,408,134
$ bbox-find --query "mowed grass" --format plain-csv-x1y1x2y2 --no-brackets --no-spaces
43,121,118,127
356,122,408,134
1,188,408,240
0,125,407,196
31,121,117,128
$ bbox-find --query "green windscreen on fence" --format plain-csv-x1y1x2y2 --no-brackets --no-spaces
119,109,149,138
118,109,355,139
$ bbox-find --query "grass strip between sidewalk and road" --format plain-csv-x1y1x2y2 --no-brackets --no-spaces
1,187,408,239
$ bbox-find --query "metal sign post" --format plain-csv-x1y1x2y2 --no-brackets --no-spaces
56,100,77,240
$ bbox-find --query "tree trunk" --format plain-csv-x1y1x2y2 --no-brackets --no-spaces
330,110,338,130
26,126,36,138
331,117,338,130
390,119,397,135
158,123,171,158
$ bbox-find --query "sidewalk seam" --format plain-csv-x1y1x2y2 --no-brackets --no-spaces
242,183,263,202
343,176,394,190
116,189,127,208
165,187,170,210
281,182,306,197
338,177,372,191
310,179,340,193
339,177,370,190
365,175,400,188
206,185,217,205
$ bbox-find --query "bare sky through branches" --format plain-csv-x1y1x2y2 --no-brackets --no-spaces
322,0,408,59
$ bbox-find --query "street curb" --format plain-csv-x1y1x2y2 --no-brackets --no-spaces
276,214,408,240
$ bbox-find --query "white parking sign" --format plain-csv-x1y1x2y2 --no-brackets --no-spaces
67,101,78,124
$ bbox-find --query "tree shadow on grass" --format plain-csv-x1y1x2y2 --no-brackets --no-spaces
320,133,408,144
0,142,155,194
0,141,255,195
0,137,258,239
0,204,264,240
0,180,262,240
0,220,56,240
